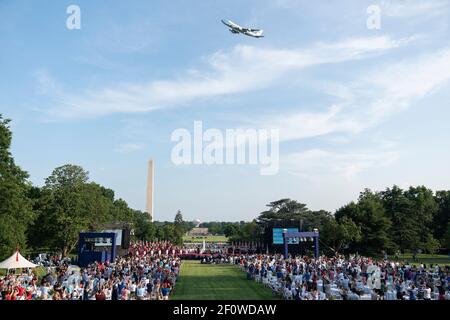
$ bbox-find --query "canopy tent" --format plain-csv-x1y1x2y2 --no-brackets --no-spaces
0,250,38,269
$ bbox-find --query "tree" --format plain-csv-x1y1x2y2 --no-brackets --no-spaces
44,164,88,190
381,186,418,252
133,211,156,241
80,183,116,230
0,115,35,260
199,222,227,235
224,224,239,238
174,210,185,240
257,199,310,222
161,224,182,244
112,198,135,223
33,165,105,256
257,199,330,232
335,189,393,256
434,191,450,244
174,210,184,225
404,186,439,252
29,169,137,256
443,222,450,250
229,220,263,243
423,234,440,254
321,217,362,255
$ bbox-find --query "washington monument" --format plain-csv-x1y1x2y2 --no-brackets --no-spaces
146,160,154,222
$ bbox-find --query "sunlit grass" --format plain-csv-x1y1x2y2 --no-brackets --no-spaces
172,260,277,300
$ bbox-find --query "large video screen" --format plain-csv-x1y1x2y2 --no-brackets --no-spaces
273,228,299,245
94,230,122,247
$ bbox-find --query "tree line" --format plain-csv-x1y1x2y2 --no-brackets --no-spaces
223,191,450,257
0,115,186,260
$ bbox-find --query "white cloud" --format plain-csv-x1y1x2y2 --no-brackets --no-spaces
41,36,409,119
271,0,298,9
253,47,450,179
34,69,61,96
256,47,450,143
366,48,450,119
253,105,363,143
381,0,449,18
283,145,399,181
113,143,146,153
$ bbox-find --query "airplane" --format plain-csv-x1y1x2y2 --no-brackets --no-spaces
221,19,264,38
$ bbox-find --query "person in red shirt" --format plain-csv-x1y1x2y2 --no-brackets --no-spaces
95,289,106,300
26,288,33,300
10,287,19,300
17,285,25,298
5,287,13,301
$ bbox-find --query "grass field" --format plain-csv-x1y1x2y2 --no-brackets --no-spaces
0,266,47,279
391,254,450,266
182,235,228,243
172,261,277,300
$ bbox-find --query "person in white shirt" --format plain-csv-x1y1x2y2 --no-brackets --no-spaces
136,284,146,300
283,286,292,300
291,286,297,298
423,285,432,300
384,288,396,300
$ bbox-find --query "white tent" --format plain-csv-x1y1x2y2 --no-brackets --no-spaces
0,251,38,269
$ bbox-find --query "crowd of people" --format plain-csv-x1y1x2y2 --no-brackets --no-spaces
0,241,181,300
236,254,450,300
2,242,450,301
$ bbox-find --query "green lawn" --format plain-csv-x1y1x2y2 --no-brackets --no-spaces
0,266,47,279
391,254,450,266
183,235,228,243
172,260,277,300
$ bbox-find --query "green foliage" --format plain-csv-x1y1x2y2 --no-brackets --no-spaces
257,199,310,222
335,189,393,255
257,199,332,232
444,222,450,249
199,221,234,235
228,220,263,243
28,165,137,256
423,234,440,254
0,115,35,260
133,212,183,245
174,210,184,225
199,221,264,243
321,217,362,254
380,185,441,253
434,191,450,244
380,186,418,251
224,224,239,238
174,210,186,240
133,211,156,241
31,165,93,256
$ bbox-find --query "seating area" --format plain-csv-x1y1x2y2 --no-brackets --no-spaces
233,254,450,300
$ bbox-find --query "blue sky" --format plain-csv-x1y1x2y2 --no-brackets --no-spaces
1,0,450,222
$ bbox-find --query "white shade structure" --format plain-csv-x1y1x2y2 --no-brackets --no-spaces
0,250,37,269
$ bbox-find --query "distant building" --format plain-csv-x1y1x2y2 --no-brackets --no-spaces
187,228,210,237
